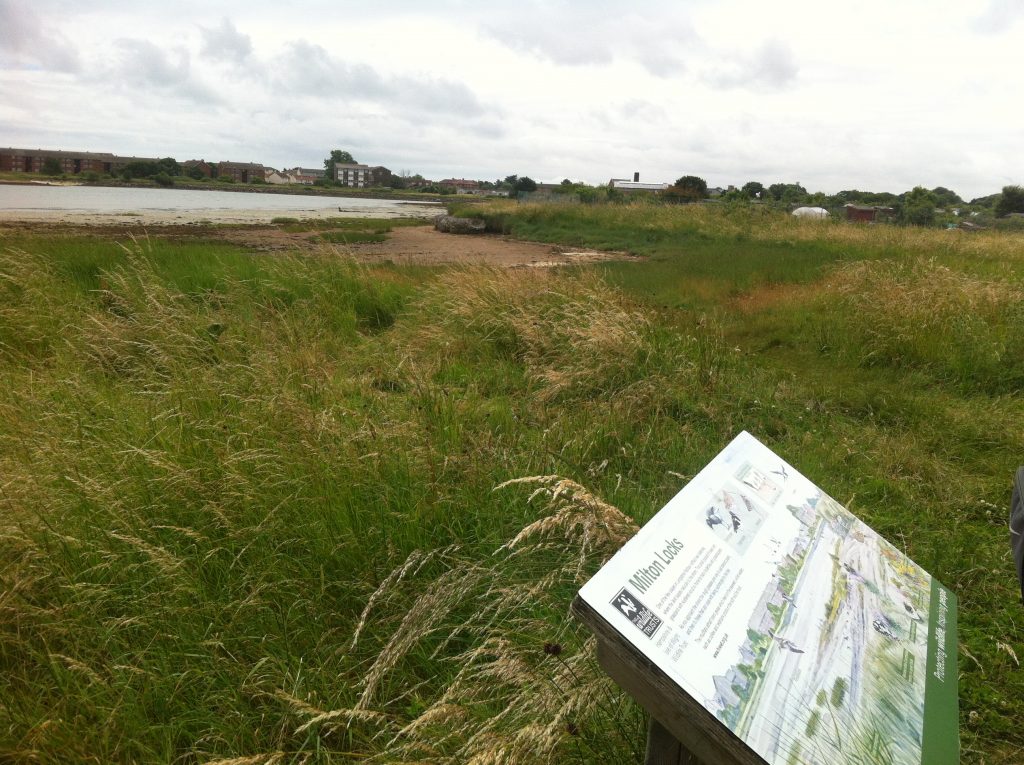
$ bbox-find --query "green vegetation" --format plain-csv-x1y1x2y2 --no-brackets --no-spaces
1,202,1023,763
996,185,1024,218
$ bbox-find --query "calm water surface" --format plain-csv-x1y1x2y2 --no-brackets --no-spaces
0,183,440,219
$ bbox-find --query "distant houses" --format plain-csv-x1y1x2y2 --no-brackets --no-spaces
183,159,264,183
287,167,326,184
215,161,264,183
438,178,480,194
1,147,158,175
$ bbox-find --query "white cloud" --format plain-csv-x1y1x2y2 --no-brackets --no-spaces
199,18,253,63
0,1,1020,199
107,39,221,104
702,40,799,91
971,0,1024,33
0,0,81,72
270,41,488,118
482,3,697,78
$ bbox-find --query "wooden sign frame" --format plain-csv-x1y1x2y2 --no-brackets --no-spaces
572,431,958,765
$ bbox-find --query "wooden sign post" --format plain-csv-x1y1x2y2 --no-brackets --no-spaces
574,432,959,765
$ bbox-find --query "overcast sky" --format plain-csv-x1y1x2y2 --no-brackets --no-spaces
1,0,1021,199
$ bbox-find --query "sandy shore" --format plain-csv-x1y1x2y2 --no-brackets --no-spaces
0,203,443,227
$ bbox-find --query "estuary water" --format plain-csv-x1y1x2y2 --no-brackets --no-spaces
0,183,442,224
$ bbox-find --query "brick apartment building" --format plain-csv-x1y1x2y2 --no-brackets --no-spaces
334,163,392,187
0,147,158,175
215,161,265,183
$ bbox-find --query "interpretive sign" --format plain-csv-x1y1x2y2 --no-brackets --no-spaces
577,431,958,765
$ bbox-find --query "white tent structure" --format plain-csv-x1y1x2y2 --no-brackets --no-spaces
791,206,829,218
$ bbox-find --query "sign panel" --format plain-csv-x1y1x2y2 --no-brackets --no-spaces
579,431,958,765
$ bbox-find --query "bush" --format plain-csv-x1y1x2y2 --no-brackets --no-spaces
153,173,173,187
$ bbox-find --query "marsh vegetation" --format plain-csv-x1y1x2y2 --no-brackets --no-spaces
1,205,1021,763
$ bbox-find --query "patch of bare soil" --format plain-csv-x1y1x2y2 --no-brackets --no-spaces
217,225,635,267
0,220,636,269
343,225,635,268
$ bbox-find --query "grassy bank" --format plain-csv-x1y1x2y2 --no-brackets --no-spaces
1,205,1022,763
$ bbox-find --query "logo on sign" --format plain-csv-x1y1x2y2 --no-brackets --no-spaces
611,588,662,638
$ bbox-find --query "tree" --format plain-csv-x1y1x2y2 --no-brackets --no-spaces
674,175,708,197
930,186,962,208
741,181,764,199
515,176,537,193
900,186,937,226
156,157,180,177
324,149,356,179
41,157,62,175
664,175,708,202
766,182,807,203
995,185,1024,217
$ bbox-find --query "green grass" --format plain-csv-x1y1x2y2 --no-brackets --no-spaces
314,231,388,244
1,204,1023,763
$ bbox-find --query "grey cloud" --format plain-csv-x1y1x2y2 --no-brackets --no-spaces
702,40,798,91
272,41,485,116
110,39,221,103
971,0,1024,33
199,18,253,63
482,5,696,77
0,0,81,71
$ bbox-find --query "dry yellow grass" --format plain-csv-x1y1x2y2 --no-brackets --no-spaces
334,476,641,765
415,267,654,401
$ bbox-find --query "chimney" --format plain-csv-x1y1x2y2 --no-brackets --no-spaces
633,171,640,182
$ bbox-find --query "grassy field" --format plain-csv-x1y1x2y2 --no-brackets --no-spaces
1,205,1022,764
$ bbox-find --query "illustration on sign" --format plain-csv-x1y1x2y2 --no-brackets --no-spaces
578,431,959,765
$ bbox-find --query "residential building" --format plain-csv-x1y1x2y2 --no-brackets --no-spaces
217,161,264,183
335,164,369,186
438,178,480,194
283,167,325,184
0,147,158,175
334,163,392,187
183,159,214,178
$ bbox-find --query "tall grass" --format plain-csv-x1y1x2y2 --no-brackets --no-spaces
1,215,1023,763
